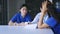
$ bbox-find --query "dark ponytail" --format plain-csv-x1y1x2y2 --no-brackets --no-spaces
47,0,60,23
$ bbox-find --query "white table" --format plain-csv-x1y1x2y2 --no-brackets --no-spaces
0,25,54,34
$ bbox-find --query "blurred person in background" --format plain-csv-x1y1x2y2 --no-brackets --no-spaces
8,4,32,26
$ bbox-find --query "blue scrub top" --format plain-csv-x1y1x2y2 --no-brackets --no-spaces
45,16,60,34
11,12,32,23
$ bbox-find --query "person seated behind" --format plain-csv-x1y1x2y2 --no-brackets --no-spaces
8,4,32,26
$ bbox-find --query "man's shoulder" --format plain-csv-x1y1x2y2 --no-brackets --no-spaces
15,12,21,16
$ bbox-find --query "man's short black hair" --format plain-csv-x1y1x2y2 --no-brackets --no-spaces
20,4,28,9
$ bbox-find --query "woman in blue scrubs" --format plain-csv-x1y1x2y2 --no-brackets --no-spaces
37,0,60,34
8,4,32,26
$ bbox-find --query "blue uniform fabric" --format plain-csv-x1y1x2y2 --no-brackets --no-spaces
45,16,60,34
11,12,32,23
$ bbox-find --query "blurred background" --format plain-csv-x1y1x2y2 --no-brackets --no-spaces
0,0,60,25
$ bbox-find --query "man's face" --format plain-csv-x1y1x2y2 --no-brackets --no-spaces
20,6,27,16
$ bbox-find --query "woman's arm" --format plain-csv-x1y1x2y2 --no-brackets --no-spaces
38,1,49,29
37,12,50,29
38,23,49,29
37,12,49,29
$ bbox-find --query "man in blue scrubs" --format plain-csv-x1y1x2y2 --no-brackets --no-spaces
8,4,32,26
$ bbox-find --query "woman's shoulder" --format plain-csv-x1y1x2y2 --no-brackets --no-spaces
36,12,41,16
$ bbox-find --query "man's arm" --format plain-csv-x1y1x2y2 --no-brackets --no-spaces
8,21,16,26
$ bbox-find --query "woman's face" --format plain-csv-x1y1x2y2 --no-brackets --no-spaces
40,1,48,12
20,6,27,16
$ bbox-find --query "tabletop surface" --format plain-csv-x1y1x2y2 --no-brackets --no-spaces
0,24,54,34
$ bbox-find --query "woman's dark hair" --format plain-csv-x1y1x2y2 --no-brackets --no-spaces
46,0,60,23
20,4,29,10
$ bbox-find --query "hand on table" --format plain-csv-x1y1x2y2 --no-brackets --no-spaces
15,22,29,26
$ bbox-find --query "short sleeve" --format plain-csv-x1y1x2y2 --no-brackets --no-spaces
24,13,32,23
10,13,18,22
26,15,32,22
31,13,41,24
45,17,57,27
